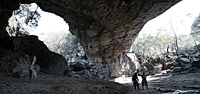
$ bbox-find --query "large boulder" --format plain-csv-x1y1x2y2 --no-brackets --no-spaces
0,36,69,75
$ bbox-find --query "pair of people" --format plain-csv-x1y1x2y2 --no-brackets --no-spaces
132,71,150,90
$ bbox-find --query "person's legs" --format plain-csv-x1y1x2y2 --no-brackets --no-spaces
142,80,145,90
145,81,148,90
136,81,140,90
133,81,136,90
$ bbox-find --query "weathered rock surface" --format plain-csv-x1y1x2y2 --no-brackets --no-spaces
67,52,139,79
0,36,68,75
110,53,138,77
12,55,38,79
1,0,180,61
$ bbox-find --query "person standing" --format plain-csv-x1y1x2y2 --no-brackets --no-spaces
139,72,150,90
132,71,140,90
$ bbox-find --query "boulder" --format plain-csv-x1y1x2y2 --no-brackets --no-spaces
0,36,69,75
163,62,173,70
192,60,200,68
42,52,68,75
180,58,190,63
171,67,182,73
152,64,162,74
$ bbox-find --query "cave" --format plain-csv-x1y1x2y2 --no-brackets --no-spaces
1,0,180,61
1,0,200,94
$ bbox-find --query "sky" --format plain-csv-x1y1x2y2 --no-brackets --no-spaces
27,0,200,39
36,12,69,33
139,0,200,37
28,3,70,41
30,3,69,33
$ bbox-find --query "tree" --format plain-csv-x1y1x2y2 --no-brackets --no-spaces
42,31,85,63
7,4,41,36
191,14,200,50
191,14,200,39
131,32,174,57
169,20,179,55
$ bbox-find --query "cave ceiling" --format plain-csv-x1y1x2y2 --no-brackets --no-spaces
0,0,180,62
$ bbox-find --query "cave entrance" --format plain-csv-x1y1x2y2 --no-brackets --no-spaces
130,0,200,65
6,3,134,80
6,3,90,75
4,0,200,81
7,3,86,62
115,0,200,85
131,0,200,57
1,0,200,93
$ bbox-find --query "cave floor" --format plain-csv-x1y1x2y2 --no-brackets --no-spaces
0,70,200,94
0,74,126,94
117,69,200,94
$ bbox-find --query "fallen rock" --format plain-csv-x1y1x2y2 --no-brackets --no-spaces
180,58,190,63
171,67,182,73
152,64,162,75
163,62,173,70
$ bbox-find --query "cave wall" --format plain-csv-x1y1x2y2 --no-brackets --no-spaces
0,0,180,62
0,0,20,37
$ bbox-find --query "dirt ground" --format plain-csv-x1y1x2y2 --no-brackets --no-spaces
0,69,200,94
0,74,126,94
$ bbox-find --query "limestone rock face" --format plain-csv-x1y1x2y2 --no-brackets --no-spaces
1,0,180,61
110,53,138,77
12,55,38,79
0,36,68,75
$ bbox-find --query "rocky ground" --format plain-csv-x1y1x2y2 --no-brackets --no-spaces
115,69,200,94
0,69,200,94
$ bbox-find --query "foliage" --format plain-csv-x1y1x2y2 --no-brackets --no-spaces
132,33,172,56
43,32,85,62
132,32,195,57
7,4,41,36
191,14,200,44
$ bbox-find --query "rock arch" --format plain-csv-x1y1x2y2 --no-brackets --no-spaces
0,0,180,61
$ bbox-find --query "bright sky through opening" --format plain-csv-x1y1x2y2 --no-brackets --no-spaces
29,0,200,39
139,0,200,37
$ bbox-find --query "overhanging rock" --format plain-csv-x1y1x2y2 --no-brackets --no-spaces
1,0,181,62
